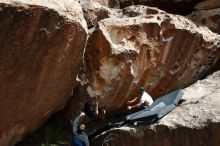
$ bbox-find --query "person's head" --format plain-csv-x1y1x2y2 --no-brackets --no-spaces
99,106,106,119
99,106,106,114
138,87,145,95
77,123,86,134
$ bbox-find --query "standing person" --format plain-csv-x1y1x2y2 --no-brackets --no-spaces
71,112,89,146
127,87,153,110
83,95,106,120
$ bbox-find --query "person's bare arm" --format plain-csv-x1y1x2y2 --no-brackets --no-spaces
94,101,99,116
128,102,142,110
71,112,85,135
127,97,138,104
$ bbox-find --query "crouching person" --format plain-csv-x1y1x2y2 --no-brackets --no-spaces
127,87,153,110
71,112,89,146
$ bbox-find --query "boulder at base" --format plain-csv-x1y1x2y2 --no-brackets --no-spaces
91,70,220,146
0,0,87,145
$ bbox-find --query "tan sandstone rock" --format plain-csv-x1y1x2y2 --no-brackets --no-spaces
195,0,220,10
91,70,220,146
0,0,87,146
79,0,120,9
187,8,220,76
78,6,220,114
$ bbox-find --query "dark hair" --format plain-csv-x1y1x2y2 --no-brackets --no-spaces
99,106,105,113
77,123,85,134
139,87,145,94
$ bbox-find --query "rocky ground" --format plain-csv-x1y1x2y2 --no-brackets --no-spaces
0,0,219,146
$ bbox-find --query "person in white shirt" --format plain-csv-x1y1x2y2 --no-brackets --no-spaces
127,87,153,110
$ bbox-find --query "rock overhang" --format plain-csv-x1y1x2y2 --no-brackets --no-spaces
83,5,220,113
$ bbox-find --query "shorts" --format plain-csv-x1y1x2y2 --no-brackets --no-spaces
141,102,150,110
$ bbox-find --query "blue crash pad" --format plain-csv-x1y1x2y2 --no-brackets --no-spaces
87,89,183,139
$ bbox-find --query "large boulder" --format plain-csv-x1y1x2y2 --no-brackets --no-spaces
187,8,220,75
0,0,87,146
79,6,220,113
91,70,220,146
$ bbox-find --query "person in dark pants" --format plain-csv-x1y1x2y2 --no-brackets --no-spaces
83,96,106,120
71,112,89,146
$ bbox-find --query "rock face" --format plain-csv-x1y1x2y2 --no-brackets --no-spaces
0,0,87,146
81,6,220,113
187,8,220,75
195,0,220,10
91,71,220,146
1,0,220,145
188,8,220,35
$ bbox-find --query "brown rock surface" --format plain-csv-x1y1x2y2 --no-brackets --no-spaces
195,0,220,10
188,8,220,34
0,0,87,146
80,6,220,113
91,70,220,146
79,1,120,28
187,8,220,74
